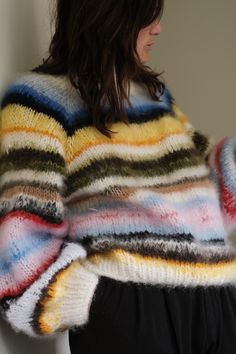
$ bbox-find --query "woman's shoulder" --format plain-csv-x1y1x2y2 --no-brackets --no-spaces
1,71,85,113
0,71,90,136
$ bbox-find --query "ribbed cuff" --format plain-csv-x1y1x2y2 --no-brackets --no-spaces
3,242,96,338
36,262,99,336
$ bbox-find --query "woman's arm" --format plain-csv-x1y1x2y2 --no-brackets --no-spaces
0,76,98,338
172,100,236,246
207,137,236,245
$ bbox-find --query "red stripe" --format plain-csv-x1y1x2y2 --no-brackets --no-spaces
222,183,236,219
214,139,236,220
0,210,66,229
0,250,60,300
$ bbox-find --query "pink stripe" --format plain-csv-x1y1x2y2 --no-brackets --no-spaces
0,239,62,298
69,204,225,236
0,215,68,249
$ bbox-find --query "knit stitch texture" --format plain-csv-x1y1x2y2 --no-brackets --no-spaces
0,71,236,337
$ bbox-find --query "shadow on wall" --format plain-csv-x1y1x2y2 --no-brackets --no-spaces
0,317,56,354
0,3,56,354
0,0,47,95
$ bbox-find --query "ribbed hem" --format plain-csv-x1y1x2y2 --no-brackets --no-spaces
56,264,99,327
82,249,236,287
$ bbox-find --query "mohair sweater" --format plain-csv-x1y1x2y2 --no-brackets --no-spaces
0,71,236,338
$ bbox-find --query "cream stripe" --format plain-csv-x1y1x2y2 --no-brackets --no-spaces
38,264,99,335
0,170,65,190
1,105,67,143
128,185,218,204
5,242,87,337
65,164,210,201
68,133,194,172
1,131,65,157
82,250,236,287
70,116,184,147
67,186,218,215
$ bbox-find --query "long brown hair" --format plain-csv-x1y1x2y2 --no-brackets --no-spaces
32,0,166,137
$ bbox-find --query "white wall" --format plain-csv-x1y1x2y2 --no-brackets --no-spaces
150,0,236,140
0,1,235,353
1,0,43,94
0,1,69,353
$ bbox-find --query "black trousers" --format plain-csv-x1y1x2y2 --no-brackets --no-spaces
69,276,236,354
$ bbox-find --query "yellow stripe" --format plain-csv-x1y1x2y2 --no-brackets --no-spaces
1,130,64,156
1,104,67,148
88,249,236,280
1,126,63,145
68,132,190,166
38,261,80,334
68,115,185,160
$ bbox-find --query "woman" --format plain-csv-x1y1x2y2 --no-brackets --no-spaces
1,1,236,353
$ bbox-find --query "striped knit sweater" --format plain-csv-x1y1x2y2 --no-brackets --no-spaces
0,71,236,338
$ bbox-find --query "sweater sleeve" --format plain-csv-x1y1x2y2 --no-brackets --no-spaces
172,100,236,246
207,137,236,246
0,80,98,338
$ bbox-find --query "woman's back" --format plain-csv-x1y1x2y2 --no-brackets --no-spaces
1,1,236,353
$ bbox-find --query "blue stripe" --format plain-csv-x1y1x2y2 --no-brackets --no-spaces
73,192,220,217
0,232,55,275
3,77,174,124
75,220,226,241
2,83,89,125
220,137,236,196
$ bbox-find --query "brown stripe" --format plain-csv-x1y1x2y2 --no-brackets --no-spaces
149,177,214,194
66,177,213,206
1,185,61,202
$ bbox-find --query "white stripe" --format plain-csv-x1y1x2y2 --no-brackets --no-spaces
67,186,220,218
65,164,210,202
0,170,65,190
82,254,236,287
128,185,218,204
5,242,89,337
1,131,65,158
68,134,194,172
